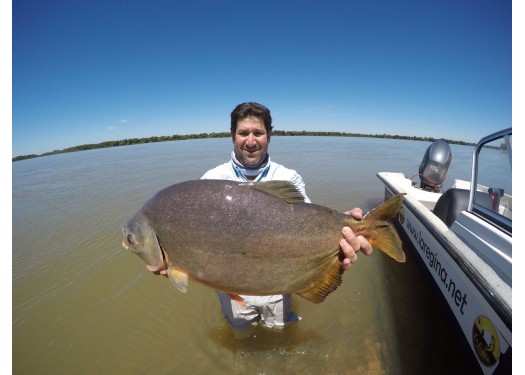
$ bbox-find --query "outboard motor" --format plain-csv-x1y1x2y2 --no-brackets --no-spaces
419,140,452,191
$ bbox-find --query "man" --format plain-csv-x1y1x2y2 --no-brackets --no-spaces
201,102,373,330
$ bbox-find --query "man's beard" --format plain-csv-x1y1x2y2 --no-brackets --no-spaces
233,147,269,169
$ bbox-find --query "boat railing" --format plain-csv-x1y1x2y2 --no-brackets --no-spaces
468,128,512,233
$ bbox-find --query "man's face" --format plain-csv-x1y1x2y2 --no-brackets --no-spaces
233,116,271,168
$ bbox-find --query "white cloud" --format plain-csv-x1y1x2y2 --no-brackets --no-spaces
109,119,130,131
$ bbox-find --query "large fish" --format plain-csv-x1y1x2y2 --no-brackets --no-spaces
122,180,405,303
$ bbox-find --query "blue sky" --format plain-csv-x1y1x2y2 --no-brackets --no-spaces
11,0,515,157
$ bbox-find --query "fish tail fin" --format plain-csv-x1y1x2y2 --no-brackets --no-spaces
296,195,406,303
366,193,405,222
355,194,406,263
367,219,406,262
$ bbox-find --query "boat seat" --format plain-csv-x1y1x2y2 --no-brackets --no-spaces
433,188,494,227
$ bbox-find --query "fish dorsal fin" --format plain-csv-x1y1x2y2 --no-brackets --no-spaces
251,181,305,204
296,257,344,304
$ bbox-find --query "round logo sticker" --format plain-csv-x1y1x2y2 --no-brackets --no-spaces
472,315,500,367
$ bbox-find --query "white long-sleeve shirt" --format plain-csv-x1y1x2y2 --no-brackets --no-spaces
201,157,311,203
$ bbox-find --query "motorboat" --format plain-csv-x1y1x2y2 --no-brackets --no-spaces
377,128,512,374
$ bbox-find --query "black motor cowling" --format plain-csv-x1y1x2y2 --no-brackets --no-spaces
419,140,452,191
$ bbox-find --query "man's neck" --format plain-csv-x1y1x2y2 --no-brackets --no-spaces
231,151,270,181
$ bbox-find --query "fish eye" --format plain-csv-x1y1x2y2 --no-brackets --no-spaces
127,234,135,245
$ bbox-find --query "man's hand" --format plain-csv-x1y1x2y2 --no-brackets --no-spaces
340,208,373,270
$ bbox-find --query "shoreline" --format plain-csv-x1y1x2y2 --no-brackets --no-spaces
12,130,474,162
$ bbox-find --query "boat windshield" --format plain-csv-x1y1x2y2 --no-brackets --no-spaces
471,129,512,231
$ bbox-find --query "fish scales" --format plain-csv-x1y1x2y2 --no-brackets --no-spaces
122,179,405,303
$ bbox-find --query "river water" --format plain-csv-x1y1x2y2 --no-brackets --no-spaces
12,136,482,374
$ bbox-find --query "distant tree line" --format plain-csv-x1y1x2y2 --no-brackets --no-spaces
12,130,474,162
272,130,472,146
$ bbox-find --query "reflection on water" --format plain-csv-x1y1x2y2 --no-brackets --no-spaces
13,137,481,374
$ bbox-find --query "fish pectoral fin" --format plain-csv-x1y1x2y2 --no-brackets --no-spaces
252,181,305,204
226,293,247,308
167,268,189,293
296,260,344,304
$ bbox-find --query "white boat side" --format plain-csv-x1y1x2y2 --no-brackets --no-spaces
377,127,512,375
